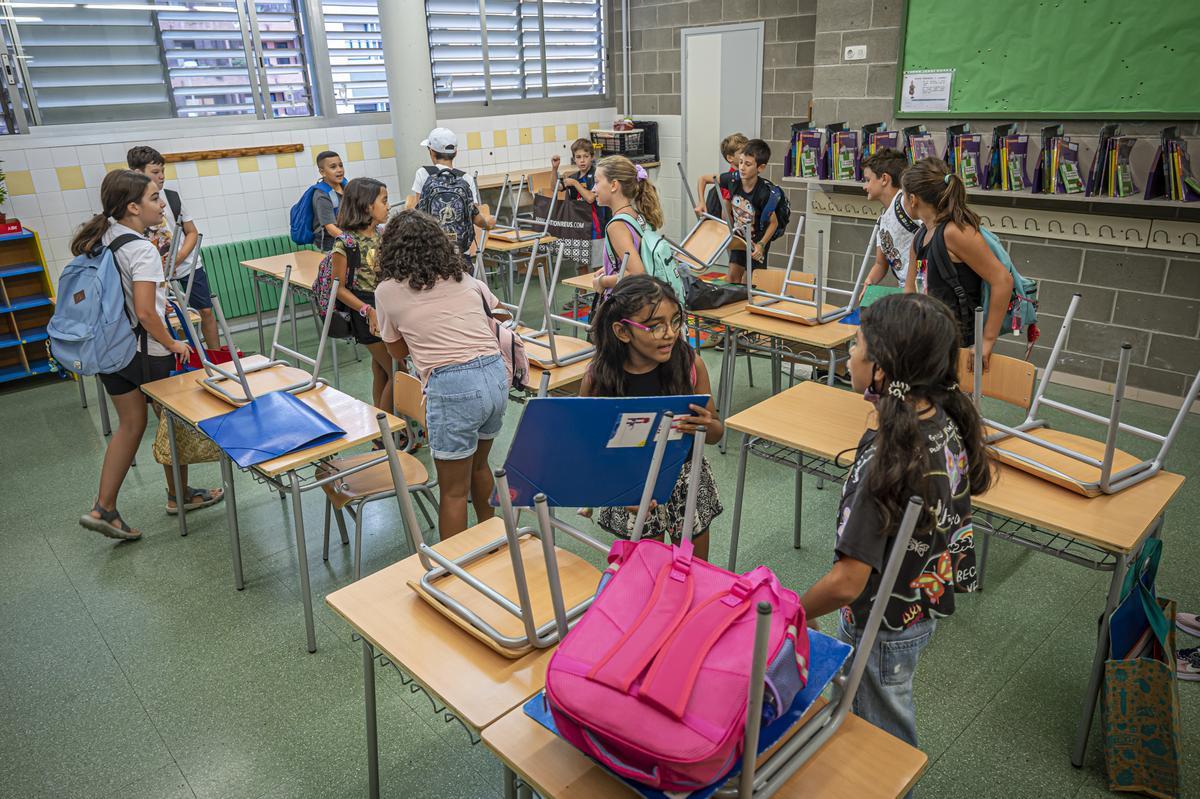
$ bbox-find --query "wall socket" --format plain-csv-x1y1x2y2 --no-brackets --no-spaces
844,45,867,61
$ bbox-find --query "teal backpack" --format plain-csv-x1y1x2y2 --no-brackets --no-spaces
979,227,1039,345
606,212,686,305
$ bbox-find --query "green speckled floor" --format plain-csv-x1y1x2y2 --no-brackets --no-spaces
2,310,1197,798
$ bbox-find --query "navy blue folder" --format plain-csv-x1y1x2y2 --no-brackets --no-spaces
198,390,345,469
501,395,709,508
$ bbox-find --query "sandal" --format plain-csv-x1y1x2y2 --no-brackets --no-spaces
80,502,141,541
166,486,225,515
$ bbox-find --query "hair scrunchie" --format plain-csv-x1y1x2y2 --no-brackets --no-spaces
634,164,648,182
943,173,952,185
887,380,910,400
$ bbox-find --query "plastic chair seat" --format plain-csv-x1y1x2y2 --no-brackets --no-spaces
318,451,430,509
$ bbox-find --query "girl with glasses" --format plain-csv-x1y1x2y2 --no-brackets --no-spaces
580,275,724,561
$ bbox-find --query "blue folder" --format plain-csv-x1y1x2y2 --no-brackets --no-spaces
523,628,853,799
198,390,345,469
501,395,709,508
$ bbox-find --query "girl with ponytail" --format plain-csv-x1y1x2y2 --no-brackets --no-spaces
589,154,666,294
76,170,224,541
799,292,991,751
901,156,1013,368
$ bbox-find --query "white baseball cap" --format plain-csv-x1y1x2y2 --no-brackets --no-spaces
420,128,458,155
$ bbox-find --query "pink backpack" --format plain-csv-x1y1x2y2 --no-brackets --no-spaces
545,537,809,791
476,284,529,389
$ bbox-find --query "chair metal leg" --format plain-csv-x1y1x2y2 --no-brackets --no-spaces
413,489,435,531
335,505,350,546
78,375,87,408
363,638,380,799
322,499,332,562
353,502,365,581
95,375,111,436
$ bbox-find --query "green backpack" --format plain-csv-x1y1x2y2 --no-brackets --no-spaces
606,212,686,305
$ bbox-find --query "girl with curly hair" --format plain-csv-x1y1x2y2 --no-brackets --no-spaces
374,210,507,540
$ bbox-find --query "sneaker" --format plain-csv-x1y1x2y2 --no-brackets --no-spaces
1176,611,1200,638
1178,646,1200,682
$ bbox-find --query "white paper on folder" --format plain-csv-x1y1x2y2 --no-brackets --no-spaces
607,413,655,448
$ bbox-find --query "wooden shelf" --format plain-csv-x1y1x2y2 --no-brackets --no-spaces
0,263,43,278
164,143,303,164
781,175,1200,211
0,294,50,313
0,324,47,349
0,229,57,384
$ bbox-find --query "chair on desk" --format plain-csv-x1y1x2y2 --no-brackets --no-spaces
317,371,441,580
968,296,1200,497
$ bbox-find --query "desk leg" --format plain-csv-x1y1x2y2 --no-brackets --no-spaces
288,471,318,653
78,375,87,408
826,347,837,387
793,456,803,549
517,783,532,799
502,766,518,799
727,433,751,572
507,253,516,307
220,455,244,591
977,511,994,591
363,638,380,799
252,273,266,356
96,375,111,437
166,414,188,538
288,289,300,367
1071,548,1133,767
719,334,739,455
771,336,782,395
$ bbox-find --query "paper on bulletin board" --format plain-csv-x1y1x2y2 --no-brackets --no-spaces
901,69,954,112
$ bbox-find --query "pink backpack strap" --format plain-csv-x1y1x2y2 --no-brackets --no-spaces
638,567,776,720
587,540,695,692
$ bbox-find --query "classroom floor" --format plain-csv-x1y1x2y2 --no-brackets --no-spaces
2,311,1197,799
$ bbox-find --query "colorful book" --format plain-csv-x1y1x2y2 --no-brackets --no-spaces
1001,135,1030,191
1086,123,1119,197
795,129,822,178
1112,137,1137,197
1144,127,1200,202
902,124,939,164
867,130,899,156
984,123,1019,189
831,131,860,180
1058,141,1084,193
784,121,815,179
949,132,982,189
820,122,847,179
1031,124,1063,194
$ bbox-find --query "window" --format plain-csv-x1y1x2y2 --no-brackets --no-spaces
319,0,388,113
425,0,605,105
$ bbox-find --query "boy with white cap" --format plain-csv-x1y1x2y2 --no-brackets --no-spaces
412,127,481,203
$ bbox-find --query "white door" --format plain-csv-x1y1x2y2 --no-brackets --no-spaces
680,23,764,240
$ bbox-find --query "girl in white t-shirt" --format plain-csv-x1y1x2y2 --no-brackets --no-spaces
374,210,506,541
74,170,221,541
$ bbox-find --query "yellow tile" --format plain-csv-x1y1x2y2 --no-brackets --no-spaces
566,123,579,141
542,126,557,143
588,121,600,131
55,166,85,192
237,156,259,173
345,141,365,162
105,162,127,173
519,127,533,145
196,160,219,177
276,152,297,169
466,132,482,151
6,170,34,196
493,129,508,147
378,138,395,159
164,163,177,180
312,145,329,161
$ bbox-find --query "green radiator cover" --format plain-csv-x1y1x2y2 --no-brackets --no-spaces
200,236,316,320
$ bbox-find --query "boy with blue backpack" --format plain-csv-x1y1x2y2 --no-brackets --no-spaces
724,139,790,285
289,150,347,250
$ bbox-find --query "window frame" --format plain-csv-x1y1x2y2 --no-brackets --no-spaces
426,0,614,117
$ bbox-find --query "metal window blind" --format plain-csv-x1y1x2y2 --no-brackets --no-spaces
321,0,387,113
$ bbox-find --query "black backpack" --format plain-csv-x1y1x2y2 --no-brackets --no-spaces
417,166,475,253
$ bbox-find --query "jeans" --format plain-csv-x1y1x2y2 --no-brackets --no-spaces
837,615,936,750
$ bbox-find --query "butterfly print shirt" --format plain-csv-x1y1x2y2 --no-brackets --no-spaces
834,408,978,631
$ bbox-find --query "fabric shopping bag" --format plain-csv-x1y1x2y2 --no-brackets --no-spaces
1103,539,1182,799
153,416,222,466
531,192,593,264
198,390,345,469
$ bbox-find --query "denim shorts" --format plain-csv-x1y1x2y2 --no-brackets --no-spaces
182,266,213,310
424,354,508,460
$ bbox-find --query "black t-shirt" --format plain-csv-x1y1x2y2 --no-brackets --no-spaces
835,407,978,632
566,163,611,239
729,177,774,242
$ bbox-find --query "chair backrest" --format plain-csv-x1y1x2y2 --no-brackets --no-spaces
528,169,557,196
393,370,426,427
957,350,1036,409
680,217,732,266
753,268,814,301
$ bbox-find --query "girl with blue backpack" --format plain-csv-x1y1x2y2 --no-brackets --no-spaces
902,157,1016,369
72,170,219,541
590,156,684,302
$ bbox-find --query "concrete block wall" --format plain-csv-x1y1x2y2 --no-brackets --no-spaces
612,0,817,268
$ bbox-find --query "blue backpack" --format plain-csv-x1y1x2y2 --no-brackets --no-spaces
289,181,342,245
48,234,143,376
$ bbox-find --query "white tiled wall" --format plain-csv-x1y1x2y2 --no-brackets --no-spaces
0,106,619,283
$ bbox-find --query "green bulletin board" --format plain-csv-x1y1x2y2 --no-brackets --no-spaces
896,0,1200,119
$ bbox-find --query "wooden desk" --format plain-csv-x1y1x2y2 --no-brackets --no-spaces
142,367,405,652
326,528,560,799
482,697,927,799
523,361,590,396
723,379,1185,767
239,250,328,375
